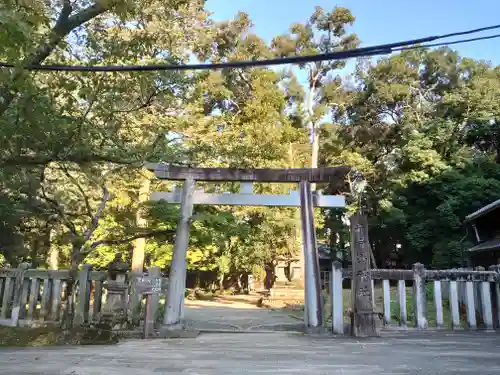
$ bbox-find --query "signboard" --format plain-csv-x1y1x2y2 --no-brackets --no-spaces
136,276,166,295
146,163,349,183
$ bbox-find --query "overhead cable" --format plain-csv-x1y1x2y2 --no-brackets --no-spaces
0,24,499,72
394,33,500,52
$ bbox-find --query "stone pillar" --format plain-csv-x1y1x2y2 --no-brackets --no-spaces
350,212,379,337
101,254,129,330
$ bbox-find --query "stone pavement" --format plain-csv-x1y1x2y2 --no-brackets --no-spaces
1,331,500,374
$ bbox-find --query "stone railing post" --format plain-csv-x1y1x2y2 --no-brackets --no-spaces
101,254,129,329
331,261,344,335
11,263,30,327
489,265,500,329
75,264,92,325
412,263,428,329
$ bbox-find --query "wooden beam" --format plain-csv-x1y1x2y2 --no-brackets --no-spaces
145,163,349,183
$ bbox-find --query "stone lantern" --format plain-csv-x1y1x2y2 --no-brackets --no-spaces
101,253,129,329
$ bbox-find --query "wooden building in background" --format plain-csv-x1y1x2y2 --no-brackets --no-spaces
465,199,500,267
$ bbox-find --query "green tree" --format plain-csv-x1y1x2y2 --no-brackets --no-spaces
272,6,359,170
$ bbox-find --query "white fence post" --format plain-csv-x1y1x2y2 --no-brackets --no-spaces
465,280,477,329
382,279,391,327
449,280,461,330
433,281,444,329
480,279,494,331
397,280,407,328
331,261,344,335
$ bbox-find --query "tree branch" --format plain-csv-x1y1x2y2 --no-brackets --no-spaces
39,168,78,235
59,164,94,220
0,153,141,168
113,91,157,113
0,2,110,115
89,229,175,249
82,186,110,241
34,2,108,65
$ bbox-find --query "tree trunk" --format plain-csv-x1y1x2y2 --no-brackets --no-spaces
307,83,319,189
219,274,224,291
289,142,305,286
30,237,40,269
311,132,320,169
48,228,59,270
132,173,151,273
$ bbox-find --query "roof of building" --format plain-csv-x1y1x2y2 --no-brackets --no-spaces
465,199,500,222
466,238,500,252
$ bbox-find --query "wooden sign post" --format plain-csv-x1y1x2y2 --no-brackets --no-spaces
136,275,168,339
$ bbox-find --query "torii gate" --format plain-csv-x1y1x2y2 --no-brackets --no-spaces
146,163,349,331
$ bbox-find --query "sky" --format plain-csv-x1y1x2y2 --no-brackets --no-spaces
206,0,500,66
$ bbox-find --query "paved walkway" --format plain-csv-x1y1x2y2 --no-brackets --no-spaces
1,331,500,374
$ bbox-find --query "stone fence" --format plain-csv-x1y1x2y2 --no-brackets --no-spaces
0,262,167,330
330,262,500,335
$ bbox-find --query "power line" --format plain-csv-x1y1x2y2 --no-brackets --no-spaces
394,33,500,52
1,24,499,72
438,24,500,39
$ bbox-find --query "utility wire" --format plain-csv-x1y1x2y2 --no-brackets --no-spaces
438,24,500,39
394,33,500,52
1,24,499,72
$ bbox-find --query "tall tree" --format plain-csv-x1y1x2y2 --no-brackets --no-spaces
271,6,359,172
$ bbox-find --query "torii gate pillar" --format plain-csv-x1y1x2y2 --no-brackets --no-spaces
298,181,323,328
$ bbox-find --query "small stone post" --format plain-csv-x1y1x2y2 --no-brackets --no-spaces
101,254,129,330
412,263,428,329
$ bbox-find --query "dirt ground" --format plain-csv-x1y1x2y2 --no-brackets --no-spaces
183,295,303,331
